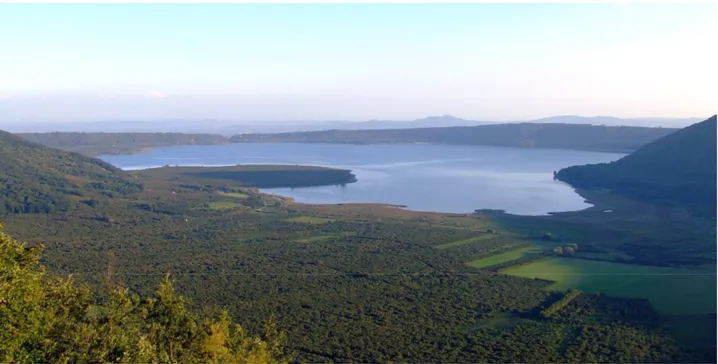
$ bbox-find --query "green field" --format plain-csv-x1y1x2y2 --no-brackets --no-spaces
435,234,498,249
208,201,242,210
501,257,716,315
218,191,249,199
466,245,540,269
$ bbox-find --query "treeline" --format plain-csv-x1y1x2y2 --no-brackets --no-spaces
18,132,229,156
138,165,358,189
551,294,660,325
0,224,289,363
541,290,582,318
230,123,676,153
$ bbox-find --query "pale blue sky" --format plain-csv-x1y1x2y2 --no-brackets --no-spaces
0,3,716,122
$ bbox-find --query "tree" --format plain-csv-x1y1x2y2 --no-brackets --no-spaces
0,223,291,363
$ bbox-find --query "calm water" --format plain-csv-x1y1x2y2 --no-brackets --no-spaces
101,143,624,215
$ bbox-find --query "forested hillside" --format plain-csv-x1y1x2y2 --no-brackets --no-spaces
230,123,677,152
557,115,717,214
0,130,143,216
19,132,229,156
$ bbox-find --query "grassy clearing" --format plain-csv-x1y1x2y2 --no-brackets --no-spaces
208,201,242,210
466,246,540,269
501,257,716,315
435,234,500,250
285,216,335,224
218,191,249,199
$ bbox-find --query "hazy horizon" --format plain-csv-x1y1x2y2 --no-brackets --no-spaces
1,3,716,124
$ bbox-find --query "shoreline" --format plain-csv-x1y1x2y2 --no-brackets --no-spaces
261,189,593,218
96,140,634,157
126,163,594,217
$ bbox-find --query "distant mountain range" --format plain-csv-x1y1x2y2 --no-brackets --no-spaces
0,115,702,135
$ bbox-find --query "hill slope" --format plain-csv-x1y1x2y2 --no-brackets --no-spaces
18,132,229,156
0,130,142,215
230,123,677,153
556,115,717,213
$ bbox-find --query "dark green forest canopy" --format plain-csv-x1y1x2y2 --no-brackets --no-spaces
135,165,358,188
230,123,677,153
18,131,230,156
3,195,714,363
0,224,289,363
0,130,143,216
557,115,717,215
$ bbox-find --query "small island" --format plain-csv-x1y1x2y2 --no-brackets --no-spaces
133,164,357,189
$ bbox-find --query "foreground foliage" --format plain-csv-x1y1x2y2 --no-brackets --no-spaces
0,224,289,364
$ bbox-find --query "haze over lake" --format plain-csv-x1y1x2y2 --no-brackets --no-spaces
101,143,624,215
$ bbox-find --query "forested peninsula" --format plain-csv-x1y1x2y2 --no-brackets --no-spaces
136,164,358,189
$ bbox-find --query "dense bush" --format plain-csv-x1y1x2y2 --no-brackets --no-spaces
0,224,289,363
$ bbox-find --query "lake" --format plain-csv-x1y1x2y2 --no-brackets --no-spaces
100,143,624,215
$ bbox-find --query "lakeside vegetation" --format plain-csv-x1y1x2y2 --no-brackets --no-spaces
133,164,358,188
229,122,676,153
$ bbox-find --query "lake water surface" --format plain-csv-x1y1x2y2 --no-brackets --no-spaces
101,143,624,215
